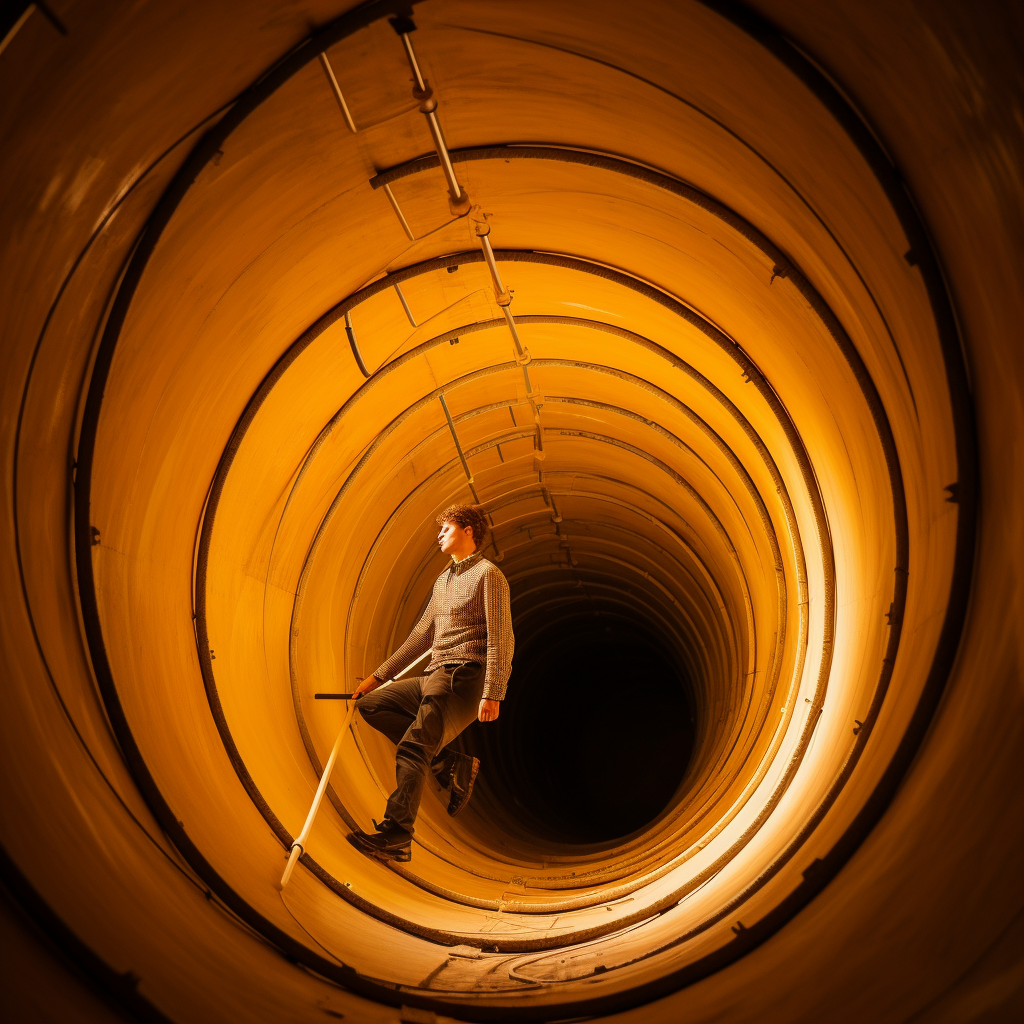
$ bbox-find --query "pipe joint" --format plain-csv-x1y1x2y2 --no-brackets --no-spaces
449,190,472,217
413,85,436,113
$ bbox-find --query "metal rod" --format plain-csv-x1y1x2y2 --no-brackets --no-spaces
478,233,507,297
317,53,357,132
484,511,502,561
479,233,530,364
439,393,474,484
0,4,35,58
345,311,371,377
502,305,526,358
480,239,539,445
399,31,428,92
381,183,415,241
280,701,356,889
425,110,462,200
393,284,417,327
398,30,463,202
542,487,563,522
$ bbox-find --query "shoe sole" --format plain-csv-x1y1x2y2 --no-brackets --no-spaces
346,831,412,863
448,757,480,817
367,846,412,863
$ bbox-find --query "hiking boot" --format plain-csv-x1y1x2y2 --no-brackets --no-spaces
346,819,412,862
447,754,480,817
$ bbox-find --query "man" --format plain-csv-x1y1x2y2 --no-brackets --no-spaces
347,504,514,863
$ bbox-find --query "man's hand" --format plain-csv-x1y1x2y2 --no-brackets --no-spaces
478,698,500,723
353,674,384,699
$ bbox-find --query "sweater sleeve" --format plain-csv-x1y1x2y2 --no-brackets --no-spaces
372,586,435,682
481,568,514,700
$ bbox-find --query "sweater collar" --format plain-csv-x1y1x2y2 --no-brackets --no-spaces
450,549,483,575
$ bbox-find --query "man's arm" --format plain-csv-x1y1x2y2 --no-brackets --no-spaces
355,589,436,697
481,568,513,709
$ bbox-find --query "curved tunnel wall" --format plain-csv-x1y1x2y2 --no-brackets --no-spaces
2,1,1021,1022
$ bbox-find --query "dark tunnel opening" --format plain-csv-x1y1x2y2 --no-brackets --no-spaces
469,611,696,846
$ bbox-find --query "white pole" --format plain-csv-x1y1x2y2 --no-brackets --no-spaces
279,701,355,889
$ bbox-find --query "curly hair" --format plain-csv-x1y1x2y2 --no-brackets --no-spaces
435,504,489,550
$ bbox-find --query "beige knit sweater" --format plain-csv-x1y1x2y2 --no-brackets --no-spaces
372,549,515,700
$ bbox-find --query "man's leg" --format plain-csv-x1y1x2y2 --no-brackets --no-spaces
424,663,486,817
350,666,484,861
355,677,423,745
384,683,449,833
348,677,426,861
382,663,484,831
356,675,458,791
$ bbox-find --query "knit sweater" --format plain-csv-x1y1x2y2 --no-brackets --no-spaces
372,550,515,700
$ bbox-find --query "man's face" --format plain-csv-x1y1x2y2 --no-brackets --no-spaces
437,519,475,556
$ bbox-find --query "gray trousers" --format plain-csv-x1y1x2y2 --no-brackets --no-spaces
356,661,484,833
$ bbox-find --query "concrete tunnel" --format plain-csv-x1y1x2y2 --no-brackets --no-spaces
2,0,1021,1021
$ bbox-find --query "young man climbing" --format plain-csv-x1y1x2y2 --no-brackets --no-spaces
347,504,514,863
